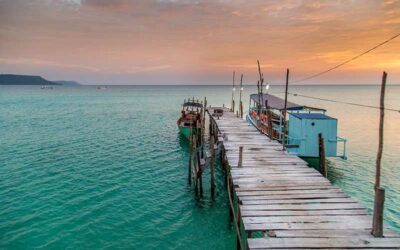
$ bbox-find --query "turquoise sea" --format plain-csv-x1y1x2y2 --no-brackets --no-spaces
1,85,399,249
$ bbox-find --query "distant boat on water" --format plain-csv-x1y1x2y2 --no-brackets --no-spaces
97,86,107,90
40,86,53,90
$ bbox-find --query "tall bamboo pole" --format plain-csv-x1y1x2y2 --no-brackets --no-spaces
282,68,289,150
239,74,243,119
374,71,387,190
231,71,235,112
372,71,387,237
258,61,264,106
257,60,264,116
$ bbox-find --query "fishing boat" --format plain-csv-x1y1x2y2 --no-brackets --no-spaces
40,86,53,90
246,93,347,158
177,98,203,140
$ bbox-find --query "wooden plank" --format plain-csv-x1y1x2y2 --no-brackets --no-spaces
271,229,400,238
241,198,357,205
237,189,345,197
231,168,318,173
236,186,338,192
241,203,365,211
244,221,373,231
232,174,324,179
248,237,400,249
234,177,328,184
243,215,372,224
241,209,369,217
236,182,333,189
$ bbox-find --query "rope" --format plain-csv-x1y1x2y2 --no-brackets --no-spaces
239,32,400,86
288,92,400,113
290,32,400,83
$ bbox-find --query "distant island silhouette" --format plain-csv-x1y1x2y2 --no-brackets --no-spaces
0,74,81,86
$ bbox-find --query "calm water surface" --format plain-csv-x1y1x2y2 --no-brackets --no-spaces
0,85,399,249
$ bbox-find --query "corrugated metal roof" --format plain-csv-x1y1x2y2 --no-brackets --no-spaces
290,113,335,120
250,93,303,110
183,101,203,108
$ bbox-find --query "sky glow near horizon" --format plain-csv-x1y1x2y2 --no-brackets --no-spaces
0,0,399,85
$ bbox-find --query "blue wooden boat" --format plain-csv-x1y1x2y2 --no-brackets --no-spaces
246,93,347,158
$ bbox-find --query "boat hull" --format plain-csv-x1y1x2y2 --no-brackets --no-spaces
178,126,191,139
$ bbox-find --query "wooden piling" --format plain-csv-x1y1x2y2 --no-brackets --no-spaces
237,201,242,250
238,146,243,168
198,151,203,196
193,136,199,194
209,118,213,139
228,176,233,221
372,187,385,237
318,133,327,178
282,68,289,150
214,122,218,142
188,125,193,184
210,136,215,196
372,71,387,237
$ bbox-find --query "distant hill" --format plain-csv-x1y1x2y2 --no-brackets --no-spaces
0,74,59,85
54,80,81,86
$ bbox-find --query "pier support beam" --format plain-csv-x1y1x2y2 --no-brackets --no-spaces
372,187,385,237
188,126,193,184
238,146,243,168
210,136,215,197
236,201,242,250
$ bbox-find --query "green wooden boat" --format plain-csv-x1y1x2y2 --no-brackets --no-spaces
177,98,203,140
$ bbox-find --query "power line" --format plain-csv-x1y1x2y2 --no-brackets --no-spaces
287,92,400,113
289,32,400,84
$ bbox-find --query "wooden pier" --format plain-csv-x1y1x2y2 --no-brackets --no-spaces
208,107,400,249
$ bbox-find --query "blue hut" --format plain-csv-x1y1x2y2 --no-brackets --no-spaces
246,93,347,159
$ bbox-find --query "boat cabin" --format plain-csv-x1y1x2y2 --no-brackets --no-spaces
247,93,347,158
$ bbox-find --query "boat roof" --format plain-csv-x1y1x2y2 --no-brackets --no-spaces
183,101,203,108
250,93,303,111
290,113,335,120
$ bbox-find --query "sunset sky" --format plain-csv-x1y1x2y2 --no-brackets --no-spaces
0,0,399,85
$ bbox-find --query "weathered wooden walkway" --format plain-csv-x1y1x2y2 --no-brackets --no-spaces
208,107,400,249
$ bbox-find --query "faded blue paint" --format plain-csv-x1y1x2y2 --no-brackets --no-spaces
288,112,338,157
